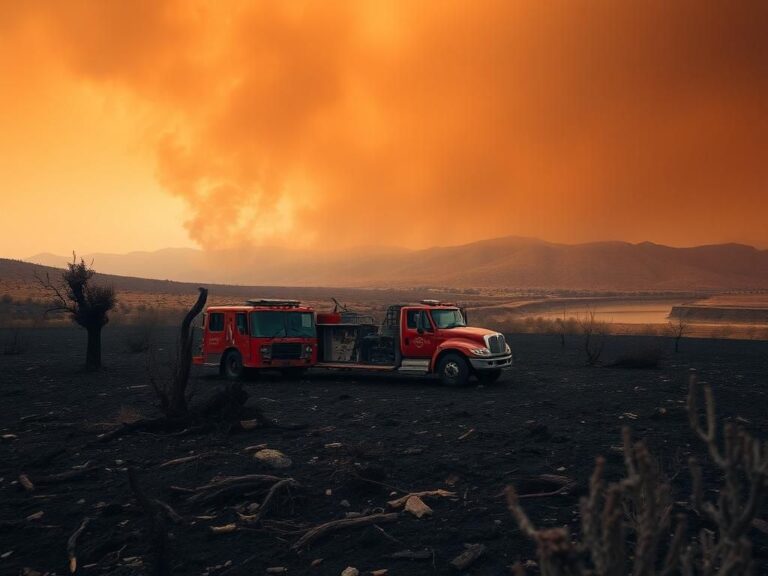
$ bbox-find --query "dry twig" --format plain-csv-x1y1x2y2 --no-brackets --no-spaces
67,517,90,574
292,513,398,550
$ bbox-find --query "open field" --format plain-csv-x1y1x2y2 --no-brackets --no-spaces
2,326,768,574
4,258,768,342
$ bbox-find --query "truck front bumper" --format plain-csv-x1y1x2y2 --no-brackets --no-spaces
469,354,513,370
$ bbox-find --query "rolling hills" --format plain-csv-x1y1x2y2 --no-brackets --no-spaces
24,237,768,291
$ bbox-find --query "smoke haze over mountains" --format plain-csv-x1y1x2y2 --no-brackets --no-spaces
26,237,768,291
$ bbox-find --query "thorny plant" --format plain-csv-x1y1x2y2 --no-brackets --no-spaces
508,371,768,575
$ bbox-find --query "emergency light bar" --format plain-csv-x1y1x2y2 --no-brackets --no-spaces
246,299,301,307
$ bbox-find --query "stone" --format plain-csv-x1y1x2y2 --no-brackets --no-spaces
253,449,292,469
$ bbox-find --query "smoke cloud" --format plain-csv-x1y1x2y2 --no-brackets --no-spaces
5,1,768,250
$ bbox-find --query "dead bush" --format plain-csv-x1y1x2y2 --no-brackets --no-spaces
668,317,690,352
578,310,609,366
508,372,767,575
125,307,160,353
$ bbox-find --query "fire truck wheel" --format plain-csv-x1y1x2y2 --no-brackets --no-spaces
437,353,470,387
476,369,502,384
222,350,244,380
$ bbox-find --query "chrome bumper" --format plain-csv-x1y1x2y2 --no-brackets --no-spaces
469,354,513,370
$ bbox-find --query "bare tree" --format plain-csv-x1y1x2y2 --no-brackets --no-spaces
578,309,608,366
149,287,208,418
37,254,116,369
668,315,689,352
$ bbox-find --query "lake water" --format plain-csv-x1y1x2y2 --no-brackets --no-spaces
523,301,681,325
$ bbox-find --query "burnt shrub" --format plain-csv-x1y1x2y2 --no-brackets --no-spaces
124,307,160,353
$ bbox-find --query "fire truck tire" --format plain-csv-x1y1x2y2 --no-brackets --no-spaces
222,350,244,380
476,369,502,384
437,353,470,387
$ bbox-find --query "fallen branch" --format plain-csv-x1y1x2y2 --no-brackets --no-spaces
210,523,237,535
387,489,456,508
292,512,398,550
96,416,176,443
35,464,98,485
156,452,219,469
154,499,184,524
389,549,433,560
373,524,406,546
67,517,90,574
239,478,299,524
190,474,284,491
450,543,487,571
186,474,285,505
517,483,575,499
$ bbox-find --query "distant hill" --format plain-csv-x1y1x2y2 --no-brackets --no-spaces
22,237,768,291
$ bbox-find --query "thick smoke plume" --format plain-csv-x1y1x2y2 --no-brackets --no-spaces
5,1,768,249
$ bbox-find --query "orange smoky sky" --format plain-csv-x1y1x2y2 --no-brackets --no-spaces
1,0,767,258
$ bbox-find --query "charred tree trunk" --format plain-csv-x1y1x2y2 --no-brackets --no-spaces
168,287,208,417
86,325,103,369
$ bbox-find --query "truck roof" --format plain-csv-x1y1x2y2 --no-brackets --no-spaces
205,304,315,313
392,302,460,309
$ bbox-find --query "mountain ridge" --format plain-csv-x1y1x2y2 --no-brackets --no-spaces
21,236,768,291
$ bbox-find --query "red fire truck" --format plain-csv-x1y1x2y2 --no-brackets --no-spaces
195,299,511,385
312,300,511,385
192,299,317,379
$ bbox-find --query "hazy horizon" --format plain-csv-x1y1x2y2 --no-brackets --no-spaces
16,234,768,263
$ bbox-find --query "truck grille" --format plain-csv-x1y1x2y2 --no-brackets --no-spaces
487,334,506,355
271,343,302,359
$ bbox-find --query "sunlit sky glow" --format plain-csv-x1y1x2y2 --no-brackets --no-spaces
1,0,767,258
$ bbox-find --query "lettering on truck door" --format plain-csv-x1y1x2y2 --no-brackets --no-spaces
401,309,436,358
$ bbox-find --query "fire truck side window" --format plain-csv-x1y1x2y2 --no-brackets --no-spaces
236,313,247,335
208,313,224,332
406,310,432,331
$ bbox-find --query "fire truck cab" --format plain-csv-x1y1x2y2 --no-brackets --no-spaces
314,300,512,386
193,299,317,379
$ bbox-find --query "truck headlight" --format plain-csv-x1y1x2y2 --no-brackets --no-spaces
302,344,313,358
470,348,491,356
505,343,511,354
260,345,271,359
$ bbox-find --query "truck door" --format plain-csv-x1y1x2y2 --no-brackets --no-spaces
234,312,251,361
204,311,226,363
401,308,437,358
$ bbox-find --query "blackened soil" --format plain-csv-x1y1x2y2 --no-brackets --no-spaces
1,328,767,575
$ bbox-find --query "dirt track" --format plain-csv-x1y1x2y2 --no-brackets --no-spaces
1,327,767,575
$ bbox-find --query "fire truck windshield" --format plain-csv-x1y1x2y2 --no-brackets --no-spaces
431,308,467,329
250,311,315,338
